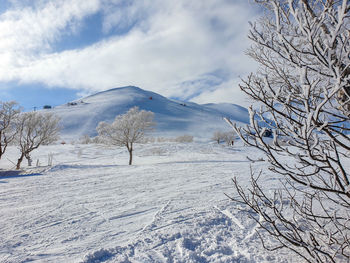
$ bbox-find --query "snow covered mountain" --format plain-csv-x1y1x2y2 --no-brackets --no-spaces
47,86,249,140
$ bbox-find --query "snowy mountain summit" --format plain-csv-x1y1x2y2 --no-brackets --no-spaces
49,86,249,140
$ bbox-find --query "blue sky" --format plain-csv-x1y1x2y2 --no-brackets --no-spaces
0,0,259,111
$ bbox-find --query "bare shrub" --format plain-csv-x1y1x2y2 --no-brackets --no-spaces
174,135,193,143
79,134,92,144
156,137,169,142
91,136,101,144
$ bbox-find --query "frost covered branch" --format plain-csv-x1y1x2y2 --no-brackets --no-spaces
97,106,155,165
227,0,350,262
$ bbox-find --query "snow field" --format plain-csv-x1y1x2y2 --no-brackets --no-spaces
0,142,294,262
48,86,249,141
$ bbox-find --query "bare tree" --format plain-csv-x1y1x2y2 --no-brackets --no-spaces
16,112,60,170
0,101,21,159
225,1,350,262
97,106,155,165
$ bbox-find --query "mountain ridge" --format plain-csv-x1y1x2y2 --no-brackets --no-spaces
47,86,249,141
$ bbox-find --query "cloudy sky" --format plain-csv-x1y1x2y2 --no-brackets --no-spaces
0,0,260,111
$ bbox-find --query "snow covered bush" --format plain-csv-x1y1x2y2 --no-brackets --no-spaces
174,135,193,143
222,132,235,146
15,112,61,169
225,1,350,262
142,136,156,143
79,134,93,144
97,106,155,165
212,131,234,145
156,137,168,143
78,135,102,144
91,136,101,144
147,146,167,156
0,101,21,160
212,131,225,144
220,131,235,146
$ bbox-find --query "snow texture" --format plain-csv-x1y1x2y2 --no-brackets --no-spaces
0,142,295,263
0,87,296,262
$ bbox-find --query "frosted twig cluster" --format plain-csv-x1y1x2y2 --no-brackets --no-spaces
226,1,350,262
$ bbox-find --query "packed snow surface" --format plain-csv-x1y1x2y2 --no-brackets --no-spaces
46,86,249,140
0,141,295,262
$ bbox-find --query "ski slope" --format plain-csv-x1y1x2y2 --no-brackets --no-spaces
0,142,296,263
45,86,249,141
0,87,297,262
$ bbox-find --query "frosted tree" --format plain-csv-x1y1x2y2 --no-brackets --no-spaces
212,131,235,145
212,131,225,144
225,0,350,262
222,131,235,146
0,101,21,159
16,112,60,169
97,106,155,165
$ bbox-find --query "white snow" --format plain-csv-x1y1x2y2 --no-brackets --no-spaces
0,141,295,263
0,87,297,262
44,86,249,141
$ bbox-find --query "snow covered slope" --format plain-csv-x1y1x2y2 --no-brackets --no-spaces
47,86,249,140
0,142,295,262
202,103,249,124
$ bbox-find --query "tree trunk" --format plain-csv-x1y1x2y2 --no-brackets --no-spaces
128,148,133,165
16,153,24,170
0,134,3,160
25,153,32,166
27,157,32,166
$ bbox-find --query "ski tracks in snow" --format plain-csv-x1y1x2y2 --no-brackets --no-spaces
82,200,277,263
215,206,244,230
0,142,296,263
140,200,172,233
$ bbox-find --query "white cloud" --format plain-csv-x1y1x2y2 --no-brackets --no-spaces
0,0,260,106
0,0,100,82
190,79,255,107
0,0,100,52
